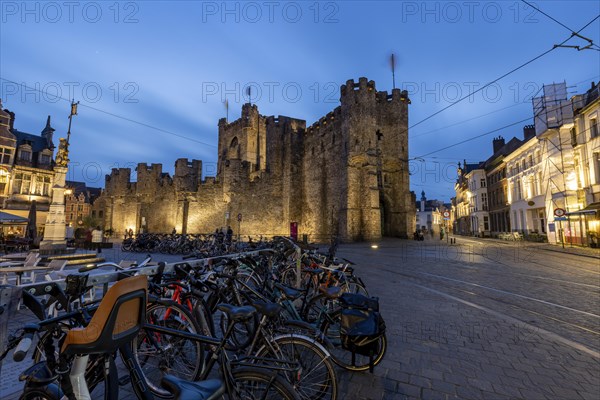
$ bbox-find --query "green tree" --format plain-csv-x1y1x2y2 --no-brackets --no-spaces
81,215,101,230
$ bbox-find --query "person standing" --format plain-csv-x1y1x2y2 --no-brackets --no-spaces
226,226,233,244
85,229,92,250
92,226,103,253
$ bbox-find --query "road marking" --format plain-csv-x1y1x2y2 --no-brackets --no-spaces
408,282,600,360
418,271,600,319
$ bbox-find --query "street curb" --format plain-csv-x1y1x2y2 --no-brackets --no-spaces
533,246,600,260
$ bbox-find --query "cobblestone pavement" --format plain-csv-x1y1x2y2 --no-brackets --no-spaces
1,238,599,399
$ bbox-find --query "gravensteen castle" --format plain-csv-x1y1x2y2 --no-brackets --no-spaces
94,77,414,241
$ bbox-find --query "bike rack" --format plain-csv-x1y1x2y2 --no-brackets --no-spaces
0,249,274,374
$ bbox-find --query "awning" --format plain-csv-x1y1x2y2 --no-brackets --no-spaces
566,202,600,216
0,211,29,224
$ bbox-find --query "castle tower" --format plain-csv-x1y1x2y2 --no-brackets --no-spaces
217,104,267,177
340,77,411,240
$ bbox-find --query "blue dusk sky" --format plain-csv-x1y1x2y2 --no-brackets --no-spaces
1,0,599,202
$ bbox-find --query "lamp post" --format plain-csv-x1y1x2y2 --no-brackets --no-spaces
40,101,78,252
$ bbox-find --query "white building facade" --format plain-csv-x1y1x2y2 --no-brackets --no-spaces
465,168,490,236
505,135,546,236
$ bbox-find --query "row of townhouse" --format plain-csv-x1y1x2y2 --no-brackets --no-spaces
453,81,600,247
415,190,451,237
0,102,100,241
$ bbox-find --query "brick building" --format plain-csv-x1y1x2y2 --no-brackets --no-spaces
64,181,102,228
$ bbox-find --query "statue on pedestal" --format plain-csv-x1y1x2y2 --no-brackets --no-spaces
55,138,69,167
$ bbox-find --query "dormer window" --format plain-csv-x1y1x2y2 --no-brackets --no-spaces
19,149,32,161
0,147,13,164
39,151,52,165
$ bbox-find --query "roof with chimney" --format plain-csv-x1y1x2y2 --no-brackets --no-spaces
0,109,56,168
483,125,537,170
0,102,17,146
66,180,102,203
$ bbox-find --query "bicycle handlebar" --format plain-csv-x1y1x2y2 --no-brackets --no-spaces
13,324,39,362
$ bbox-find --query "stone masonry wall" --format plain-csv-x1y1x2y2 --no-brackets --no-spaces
97,77,413,241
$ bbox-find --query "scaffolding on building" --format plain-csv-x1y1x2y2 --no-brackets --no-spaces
533,82,587,245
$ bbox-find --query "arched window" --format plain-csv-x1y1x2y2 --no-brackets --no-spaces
230,137,238,149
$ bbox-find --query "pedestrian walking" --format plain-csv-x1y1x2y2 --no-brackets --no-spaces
92,226,103,253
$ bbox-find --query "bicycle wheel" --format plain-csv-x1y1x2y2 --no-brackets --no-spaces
33,334,118,400
255,335,338,400
339,276,368,297
320,310,387,371
86,355,119,400
132,299,204,398
302,294,339,325
232,367,300,400
19,384,62,400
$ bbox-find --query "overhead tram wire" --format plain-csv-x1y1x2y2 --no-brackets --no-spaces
520,0,600,51
416,117,532,159
410,74,600,141
404,15,600,135
417,96,600,160
0,77,217,148
410,16,600,158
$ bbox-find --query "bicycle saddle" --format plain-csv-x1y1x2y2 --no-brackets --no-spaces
252,300,283,318
274,283,302,300
160,375,225,400
319,286,342,299
217,304,256,322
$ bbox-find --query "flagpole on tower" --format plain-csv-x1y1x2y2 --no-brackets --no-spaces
390,54,396,90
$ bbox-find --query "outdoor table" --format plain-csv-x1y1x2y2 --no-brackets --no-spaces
1,254,28,261
0,261,22,268
0,266,50,285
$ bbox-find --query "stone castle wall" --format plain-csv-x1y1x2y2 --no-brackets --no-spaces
96,77,413,241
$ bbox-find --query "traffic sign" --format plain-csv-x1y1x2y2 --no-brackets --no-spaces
237,213,242,222
442,211,450,218
554,216,567,221
554,208,566,217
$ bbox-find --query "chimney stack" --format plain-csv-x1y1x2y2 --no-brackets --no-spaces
523,125,536,140
492,136,505,154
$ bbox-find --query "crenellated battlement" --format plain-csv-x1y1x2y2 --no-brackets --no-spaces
340,77,410,108
201,176,218,185
375,88,410,104
341,77,375,96
96,76,412,240
306,107,341,133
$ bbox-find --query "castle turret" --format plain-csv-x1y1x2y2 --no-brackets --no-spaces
217,104,267,178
